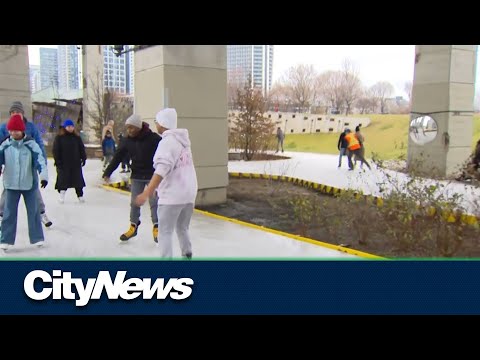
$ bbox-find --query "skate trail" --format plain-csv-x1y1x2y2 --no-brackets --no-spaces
0,159,357,259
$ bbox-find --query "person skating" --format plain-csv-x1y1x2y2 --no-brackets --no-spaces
103,114,162,242
52,120,87,203
136,108,198,259
0,114,48,251
0,101,52,228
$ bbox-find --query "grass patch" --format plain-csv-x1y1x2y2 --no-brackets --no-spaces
283,114,480,160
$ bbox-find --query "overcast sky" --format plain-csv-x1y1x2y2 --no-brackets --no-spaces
28,45,480,98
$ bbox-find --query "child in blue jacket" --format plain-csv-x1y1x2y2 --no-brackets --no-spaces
0,114,48,251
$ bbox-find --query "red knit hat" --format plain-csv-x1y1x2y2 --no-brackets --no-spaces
7,114,25,132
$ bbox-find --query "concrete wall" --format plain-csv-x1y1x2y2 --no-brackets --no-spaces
0,45,31,123
81,45,104,143
135,45,228,206
228,111,370,135
408,45,477,176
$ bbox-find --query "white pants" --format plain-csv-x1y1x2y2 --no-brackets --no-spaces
157,203,194,258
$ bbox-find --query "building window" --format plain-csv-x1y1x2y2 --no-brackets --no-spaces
292,115,296,118
304,116,308,120
316,129,320,133
329,128,333,132
317,118,322,121
290,129,294,133
330,118,334,122
344,122,349,126
302,129,306,132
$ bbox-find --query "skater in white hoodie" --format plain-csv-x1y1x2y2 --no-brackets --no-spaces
135,108,198,259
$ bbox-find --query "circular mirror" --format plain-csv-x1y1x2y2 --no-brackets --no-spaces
409,115,438,145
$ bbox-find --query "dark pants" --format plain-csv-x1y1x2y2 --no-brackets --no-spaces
1,188,44,245
348,149,371,170
338,147,347,167
58,188,83,197
130,179,158,225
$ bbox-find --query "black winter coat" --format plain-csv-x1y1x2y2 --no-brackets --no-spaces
53,132,87,190
103,122,161,180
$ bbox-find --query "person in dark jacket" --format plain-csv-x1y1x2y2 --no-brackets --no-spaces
117,132,131,173
337,129,349,168
103,114,161,242
53,119,87,203
102,130,116,170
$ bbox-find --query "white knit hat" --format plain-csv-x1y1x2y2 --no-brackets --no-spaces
155,108,177,130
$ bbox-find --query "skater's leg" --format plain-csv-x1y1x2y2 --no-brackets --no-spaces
175,203,194,257
1,190,21,245
23,189,44,244
129,179,145,225
157,204,183,258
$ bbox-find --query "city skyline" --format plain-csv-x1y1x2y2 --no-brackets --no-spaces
28,45,480,98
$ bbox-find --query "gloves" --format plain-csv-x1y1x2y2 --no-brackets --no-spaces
81,159,86,167
41,180,48,188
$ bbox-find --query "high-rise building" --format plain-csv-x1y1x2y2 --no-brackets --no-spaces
126,46,135,95
58,45,80,91
102,45,129,94
39,47,58,90
29,65,41,94
227,45,274,95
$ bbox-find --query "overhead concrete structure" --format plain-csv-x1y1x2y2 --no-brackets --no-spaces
134,45,228,206
408,45,478,177
0,45,31,122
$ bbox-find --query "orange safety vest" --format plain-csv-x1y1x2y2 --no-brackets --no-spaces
345,133,361,151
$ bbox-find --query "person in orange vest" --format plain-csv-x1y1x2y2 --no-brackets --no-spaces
344,128,371,170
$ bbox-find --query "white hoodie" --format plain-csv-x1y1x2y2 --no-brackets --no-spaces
152,129,198,205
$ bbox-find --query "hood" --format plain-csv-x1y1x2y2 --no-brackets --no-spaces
136,122,152,139
162,129,191,148
10,135,33,146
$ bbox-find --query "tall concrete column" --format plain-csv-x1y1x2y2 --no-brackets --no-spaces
135,45,228,206
408,45,477,177
81,45,104,143
0,45,31,122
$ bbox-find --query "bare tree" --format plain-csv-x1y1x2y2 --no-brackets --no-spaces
370,81,395,114
340,59,362,115
230,75,275,160
317,70,344,113
356,88,376,114
227,67,246,109
282,64,317,111
267,83,292,111
84,70,132,143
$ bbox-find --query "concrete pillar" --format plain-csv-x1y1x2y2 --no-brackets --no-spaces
0,45,31,122
135,45,228,206
81,45,104,143
408,45,477,177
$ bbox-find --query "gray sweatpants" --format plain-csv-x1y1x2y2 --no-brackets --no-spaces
130,179,158,225
0,187,46,216
157,203,194,258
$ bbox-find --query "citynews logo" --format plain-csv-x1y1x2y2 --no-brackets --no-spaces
23,270,194,307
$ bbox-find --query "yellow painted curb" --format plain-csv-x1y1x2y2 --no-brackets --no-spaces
102,184,130,195
194,208,383,259
102,181,383,259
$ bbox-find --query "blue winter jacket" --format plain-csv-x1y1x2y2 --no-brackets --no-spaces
0,135,48,191
0,118,47,162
